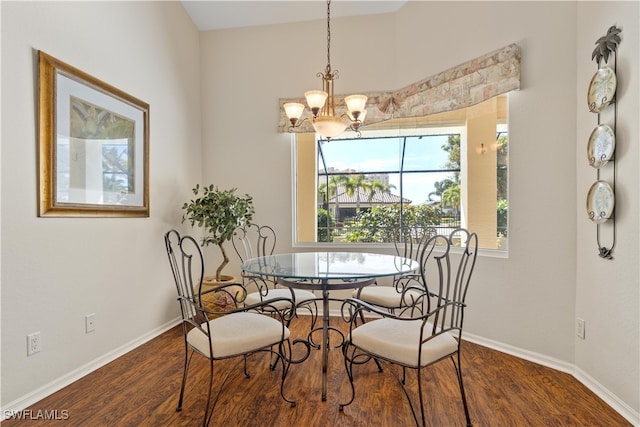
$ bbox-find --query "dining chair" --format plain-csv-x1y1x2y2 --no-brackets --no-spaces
165,229,297,427
352,226,436,315
340,229,478,427
232,223,318,328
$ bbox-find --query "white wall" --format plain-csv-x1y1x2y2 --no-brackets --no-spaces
576,2,640,417
1,1,201,407
396,0,580,362
203,1,579,357
200,1,638,421
1,0,637,422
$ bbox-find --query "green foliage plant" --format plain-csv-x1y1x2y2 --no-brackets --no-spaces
343,204,441,243
497,199,508,237
317,208,334,242
182,184,255,280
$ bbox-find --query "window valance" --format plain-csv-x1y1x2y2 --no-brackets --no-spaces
278,43,520,133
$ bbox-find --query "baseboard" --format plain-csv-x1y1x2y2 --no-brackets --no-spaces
461,331,575,374
1,317,181,420
3,314,639,426
330,308,639,426
573,366,640,427
462,331,640,427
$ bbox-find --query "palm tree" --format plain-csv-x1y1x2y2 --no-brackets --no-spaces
428,178,454,203
343,174,371,213
368,180,396,201
442,135,461,174
442,184,461,217
319,175,348,221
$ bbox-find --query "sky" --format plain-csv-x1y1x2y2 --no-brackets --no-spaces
319,134,455,204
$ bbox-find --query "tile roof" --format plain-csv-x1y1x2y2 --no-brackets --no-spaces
328,186,411,205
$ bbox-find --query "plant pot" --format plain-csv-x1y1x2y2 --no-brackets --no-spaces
197,274,243,318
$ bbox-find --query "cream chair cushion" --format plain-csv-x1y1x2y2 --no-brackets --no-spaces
353,286,424,308
245,288,316,309
187,312,290,359
350,318,457,368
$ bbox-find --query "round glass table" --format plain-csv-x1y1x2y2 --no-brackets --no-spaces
241,251,420,400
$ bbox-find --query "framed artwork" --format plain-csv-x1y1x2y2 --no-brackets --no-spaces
38,50,149,217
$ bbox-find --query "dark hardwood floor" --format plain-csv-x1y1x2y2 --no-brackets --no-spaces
4,317,631,427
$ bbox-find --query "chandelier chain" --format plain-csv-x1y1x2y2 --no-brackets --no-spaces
326,0,331,74
282,0,366,139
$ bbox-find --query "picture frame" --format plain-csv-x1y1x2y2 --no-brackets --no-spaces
38,50,149,217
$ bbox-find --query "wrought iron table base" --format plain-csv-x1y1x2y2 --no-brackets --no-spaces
278,278,375,401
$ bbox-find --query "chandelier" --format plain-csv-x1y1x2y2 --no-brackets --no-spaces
283,0,367,139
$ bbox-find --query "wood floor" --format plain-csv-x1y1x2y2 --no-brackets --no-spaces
5,317,631,427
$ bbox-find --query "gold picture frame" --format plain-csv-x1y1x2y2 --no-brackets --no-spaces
38,51,149,217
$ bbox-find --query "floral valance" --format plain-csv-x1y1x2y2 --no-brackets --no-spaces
278,43,520,133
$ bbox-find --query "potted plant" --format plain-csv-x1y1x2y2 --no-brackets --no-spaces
181,184,254,316
182,184,255,281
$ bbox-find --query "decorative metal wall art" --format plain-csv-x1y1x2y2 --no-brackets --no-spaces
587,26,620,259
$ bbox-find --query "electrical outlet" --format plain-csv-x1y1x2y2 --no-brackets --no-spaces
85,313,96,333
27,332,41,356
576,317,585,339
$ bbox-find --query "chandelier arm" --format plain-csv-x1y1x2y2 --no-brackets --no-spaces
341,112,363,134
288,117,309,132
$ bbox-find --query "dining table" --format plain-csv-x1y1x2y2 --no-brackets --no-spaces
240,251,420,401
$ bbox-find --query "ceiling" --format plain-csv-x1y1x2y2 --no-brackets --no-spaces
180,0,407,31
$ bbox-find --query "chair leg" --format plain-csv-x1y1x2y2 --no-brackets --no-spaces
357,309,367,327
376,362,421,426
269,345,280,371
295,300,318,332
351,311,384,373
177,348,194,412
339,343,356,410
271,304,298,371
203,359,215,427
309,300,319,330
416,368,427,427
453,354,473,427
244,354,252,377
278,340,297,407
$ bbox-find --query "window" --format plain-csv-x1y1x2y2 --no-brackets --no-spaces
295,95,509,251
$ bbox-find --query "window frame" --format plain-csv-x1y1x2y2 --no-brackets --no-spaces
315,127,465,238
292,99,509,258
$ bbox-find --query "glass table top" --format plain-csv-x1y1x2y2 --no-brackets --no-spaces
241,251,419,281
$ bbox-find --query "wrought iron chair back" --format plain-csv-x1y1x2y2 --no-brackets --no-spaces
397,232,450,316
340,229,478,427
392,225,435,293
393,225,436,259
232,223,318,327
430,228,478,329
165,229,207,327
232,223,279,288
352,226,436,314
232,223,277,262
164,229,297,427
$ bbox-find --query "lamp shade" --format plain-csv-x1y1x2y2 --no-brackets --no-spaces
283,102,305,121
304,90,329,110
345,94,368,113
312,115,349,139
